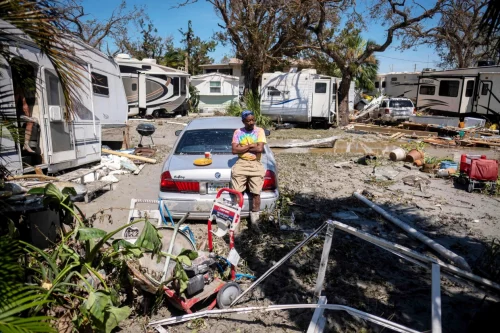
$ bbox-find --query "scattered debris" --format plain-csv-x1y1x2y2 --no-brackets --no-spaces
102,148,157,164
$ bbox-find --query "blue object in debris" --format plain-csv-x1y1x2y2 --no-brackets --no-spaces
440,161,458,170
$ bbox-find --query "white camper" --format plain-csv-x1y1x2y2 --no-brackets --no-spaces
0,20,127,175
115,55,190,118
416,65,500,120
260,69,355,126
190,73,239,112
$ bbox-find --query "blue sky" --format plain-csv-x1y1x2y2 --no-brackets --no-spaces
81,0,443,73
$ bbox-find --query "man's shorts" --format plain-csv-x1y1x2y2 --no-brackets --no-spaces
230,159,265,194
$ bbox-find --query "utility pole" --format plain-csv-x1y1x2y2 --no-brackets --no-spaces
414,64,417,72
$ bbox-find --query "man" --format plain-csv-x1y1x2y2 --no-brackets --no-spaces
231,110,267,229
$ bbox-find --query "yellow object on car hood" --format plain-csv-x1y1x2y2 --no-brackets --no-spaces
193,158,212,166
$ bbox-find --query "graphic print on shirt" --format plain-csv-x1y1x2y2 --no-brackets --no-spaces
232,127,267,161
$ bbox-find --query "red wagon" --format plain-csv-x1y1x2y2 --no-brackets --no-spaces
458,154,498,193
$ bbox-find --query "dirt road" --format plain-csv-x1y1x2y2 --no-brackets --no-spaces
81,117,500,332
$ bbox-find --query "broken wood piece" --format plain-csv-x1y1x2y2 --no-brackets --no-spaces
333,161,351,168
102,148,157,164
389,132,402,138
268,136,338,148
7,174,58,181
353,191,471,271
133,164,146,175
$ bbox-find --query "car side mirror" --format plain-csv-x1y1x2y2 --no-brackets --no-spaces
175,130,182,136
264,129,271,137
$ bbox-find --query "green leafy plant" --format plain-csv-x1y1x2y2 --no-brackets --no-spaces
401,141,427,153
20,183,164,332
0,237,55,333
189,84,200,113
166,249,198,295
225,91,272,128
424,156,438,164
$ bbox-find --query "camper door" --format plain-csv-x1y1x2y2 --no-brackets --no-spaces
43,69,76,163
311,79,331,119
476,78,495,115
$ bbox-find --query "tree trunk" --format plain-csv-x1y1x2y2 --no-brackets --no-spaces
242,63,261,95
338,73,352,126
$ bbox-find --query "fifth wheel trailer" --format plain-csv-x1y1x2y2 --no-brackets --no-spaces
416,65,500,121
0,19,128,175
260,69,355,126
115,54,190,118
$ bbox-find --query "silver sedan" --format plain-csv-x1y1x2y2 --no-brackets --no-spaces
159,117,279,219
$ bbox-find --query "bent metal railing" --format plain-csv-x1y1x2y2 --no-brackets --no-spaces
149,220,500,333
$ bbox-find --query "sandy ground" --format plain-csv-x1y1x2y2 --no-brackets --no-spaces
80,116,500,333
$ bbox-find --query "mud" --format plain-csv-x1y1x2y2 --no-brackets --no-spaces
80,118,500,333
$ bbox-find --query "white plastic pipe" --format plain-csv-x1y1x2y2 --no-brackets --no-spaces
354,191,471,272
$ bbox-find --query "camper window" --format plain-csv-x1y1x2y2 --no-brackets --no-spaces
267,86,281,97
391,77,397,82
91,72,109,96
382,81,386,88
465,81,474,97
181,77,187,95
438,80,459,97
210,81,221,93
315,82,327,93
420,85,435,95
132,83,137,91
375,82,380,88
481,83,490,95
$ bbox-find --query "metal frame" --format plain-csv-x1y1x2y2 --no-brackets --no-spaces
150,220,500,333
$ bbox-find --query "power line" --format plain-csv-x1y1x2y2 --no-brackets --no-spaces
377,54,440,64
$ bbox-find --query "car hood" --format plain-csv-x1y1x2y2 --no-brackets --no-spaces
165,154,270,182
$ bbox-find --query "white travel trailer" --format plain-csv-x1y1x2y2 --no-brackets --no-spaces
372,74,386,96
384,72,420,100
260,69,355,126
416,65,500,120
190,73,239,112
115,55,190,118
0,20,128,175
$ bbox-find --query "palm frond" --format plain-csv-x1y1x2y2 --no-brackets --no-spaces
0,0,86,120
0,237,55,333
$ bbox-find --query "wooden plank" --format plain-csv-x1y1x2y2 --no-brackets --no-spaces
389,132,402,138
353,125,438,137
134,164,146,175
7,174,58,181
469,140,500,147
102,148,157,163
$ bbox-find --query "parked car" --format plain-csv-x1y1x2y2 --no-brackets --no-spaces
159,117,278,220
370,98,416,122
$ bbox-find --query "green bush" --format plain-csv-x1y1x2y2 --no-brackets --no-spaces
225,91,272,128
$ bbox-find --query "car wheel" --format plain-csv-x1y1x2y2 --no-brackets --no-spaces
152,110,160,118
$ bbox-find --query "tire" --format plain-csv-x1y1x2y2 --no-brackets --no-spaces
467,182,474,193
216,282,242,309
151,110,160,118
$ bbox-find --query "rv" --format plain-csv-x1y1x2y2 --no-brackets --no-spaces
0,20,128,175
260,69,355,126
115,55,190,118
416,65,500,120
371,72,421,100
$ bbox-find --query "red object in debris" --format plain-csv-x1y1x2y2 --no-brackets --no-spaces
460,154,487,175
469,159,499,181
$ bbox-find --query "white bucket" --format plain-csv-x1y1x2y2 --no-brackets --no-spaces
389,148,406,161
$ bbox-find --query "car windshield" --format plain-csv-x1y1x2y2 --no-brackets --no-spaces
390,100,413,108
175,129,235,155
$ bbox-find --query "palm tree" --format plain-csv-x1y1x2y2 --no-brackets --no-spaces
311,31,379,92
1,1,85,331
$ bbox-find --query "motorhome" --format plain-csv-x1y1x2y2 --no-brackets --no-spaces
416,65,500,120
260,69,355,127
0,20,128,175
115,55,190,118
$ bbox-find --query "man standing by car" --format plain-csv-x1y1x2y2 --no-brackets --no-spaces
231,110,266,229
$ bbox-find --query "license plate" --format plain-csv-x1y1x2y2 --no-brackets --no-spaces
207,182,229,194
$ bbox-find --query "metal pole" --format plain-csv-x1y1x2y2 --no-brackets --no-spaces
314,221,334,298
431,264,442,333
229,221,328,307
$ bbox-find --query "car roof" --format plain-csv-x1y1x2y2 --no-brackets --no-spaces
387,97,412,100
185,117,244,130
